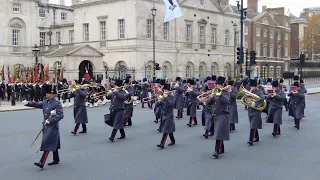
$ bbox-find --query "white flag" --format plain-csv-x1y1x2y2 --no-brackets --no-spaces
163,0,182,22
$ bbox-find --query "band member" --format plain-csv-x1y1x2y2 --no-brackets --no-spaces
124,76,134,127
157,83,176,149
106,79,129,142
95,79,107,106
23,84,64,169
186,79,200,127
288,75,300,117
228,80,238,131
154,79,165,125
300,79,307,117
246,79,264,146
288,82,305,129
201,76,211,126
279,78,288,111
211,76,230,158
196,79,202,109
173,77,185,119
202,93,214,139
141,78,149,108
266,80,286,137
69,80,89,135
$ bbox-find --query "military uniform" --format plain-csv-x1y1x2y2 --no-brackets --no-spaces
124,77,134,126
157,84,176,149
201,76,211,126
24,85,64,169
202,96,214,139
228,81,238,131
140,78,149,108
173,77,185,119
107,79,129,142
186,79,200,127
288,82,305,129
266,80,286,137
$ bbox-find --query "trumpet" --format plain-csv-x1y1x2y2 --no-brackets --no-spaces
270,91,277,98
70,84,96,93
212,85,231,96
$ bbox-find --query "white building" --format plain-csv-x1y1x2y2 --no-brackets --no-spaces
0,0,240,83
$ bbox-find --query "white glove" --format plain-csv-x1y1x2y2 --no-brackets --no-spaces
22,100,28,106
50,110,56,115
45,120,50,124
251,102,256,107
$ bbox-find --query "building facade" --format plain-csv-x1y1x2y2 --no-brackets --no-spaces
0,0,240,83
290,18,307,58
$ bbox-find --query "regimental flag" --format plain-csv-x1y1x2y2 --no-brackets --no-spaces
1,65,4,81
163,0,182,22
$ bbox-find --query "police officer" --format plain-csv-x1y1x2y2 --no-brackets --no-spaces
70,80,89,135
173,77,185,119
211,76,230,158
124,76,134,127
186,79,200,127
228,80,238,131
157,83,176,149
246,79,265,146
107,79,129,142
288,82,305,129
23,84,64,169
266,80,286,137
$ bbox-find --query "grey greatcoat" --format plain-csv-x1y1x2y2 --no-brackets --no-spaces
300,85,307,109
26,98,64,152
203,98,214,131
160,95,176,133
124,86,134,118
173,83,185,110
248,89,265,129
288,89,305,120
141,83,149,100
187,87,200,118
107,90,128,129
69,89,88,124
266,89,286,124
212,91,231,140
229,88,239,124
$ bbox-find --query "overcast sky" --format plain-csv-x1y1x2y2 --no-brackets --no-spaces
52,0,318,17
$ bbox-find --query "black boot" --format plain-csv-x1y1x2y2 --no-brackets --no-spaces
187,117,193,127
71,123,80,135
34,162,44,169
168,133,175,146
118,129,126,139
193,117,198,125
157,133,167,149
203,130,209,139
127,117,132,126
48,150,60,165
109,129,117,142
79,124,87,133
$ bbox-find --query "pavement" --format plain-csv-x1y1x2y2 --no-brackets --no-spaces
1,94,320,180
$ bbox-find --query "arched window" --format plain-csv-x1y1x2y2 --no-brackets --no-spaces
211,66,216,75
224,66,229,77
199,65,204,78
162,65,168,79
186,65,191,78
119,65,127,79
146,65,152,80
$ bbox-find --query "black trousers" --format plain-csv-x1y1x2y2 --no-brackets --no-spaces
295,119,301,127
230,123,235,131
110,128,125,139
249,129,259,142
160,133,175,146
215,140,224,153
188,117,197,125
124,117,132,126
176,109,183,118
273,124,281,134
74,123,87,133
40,150,59,166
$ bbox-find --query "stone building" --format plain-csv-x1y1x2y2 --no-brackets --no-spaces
290,16,307,58
0,0,240,83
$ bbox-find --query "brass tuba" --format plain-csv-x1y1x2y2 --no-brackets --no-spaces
237,85,267,111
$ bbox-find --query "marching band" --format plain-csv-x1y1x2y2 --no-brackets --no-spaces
21,73,308,169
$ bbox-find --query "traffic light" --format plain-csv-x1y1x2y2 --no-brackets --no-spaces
250,51,256,65
155,63,161,70
237,47,241,62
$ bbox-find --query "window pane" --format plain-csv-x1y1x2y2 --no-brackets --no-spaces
100,21,106,40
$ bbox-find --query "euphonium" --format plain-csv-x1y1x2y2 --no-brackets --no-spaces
197,90,213,103
237,85,267,111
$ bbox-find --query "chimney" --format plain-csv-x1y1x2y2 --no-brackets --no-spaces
303,8,310,19
262,5,267,12
248,0,258,13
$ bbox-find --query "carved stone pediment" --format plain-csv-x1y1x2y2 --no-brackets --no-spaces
197,18,208,24
9,18,25,28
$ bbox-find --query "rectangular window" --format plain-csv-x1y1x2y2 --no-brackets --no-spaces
211,28,216,44
263,29,267,37
186,24,192,42
278,32,281,40
12,30,20,46
39,9,46,17
69,30,74,43
285,47,288,57
40,32,46,46
270,46,274,57
224,30,229,46
256,28,260,37
118,19,125,39
285,32,289,40
263,45,267,57
146,19,152,39
270,31,273,39
56,32,61,44
100,21,106,40
277,46,281,57
61,12,67,20
163,22,169,40
199,26,205,43
13,3,20,13
245,41,248,49
83,23,89,41
244,26,248,35
256,43,260,56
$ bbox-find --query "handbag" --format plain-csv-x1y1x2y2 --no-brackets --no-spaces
104,114,113,127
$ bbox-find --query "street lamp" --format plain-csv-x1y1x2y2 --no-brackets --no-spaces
32,44,40,65
151,5,157,78
232,21,238,78
47,30,53,46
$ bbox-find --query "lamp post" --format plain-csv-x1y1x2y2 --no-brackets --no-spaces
151,5,157,78
32,44,40,65
232,22,238,78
